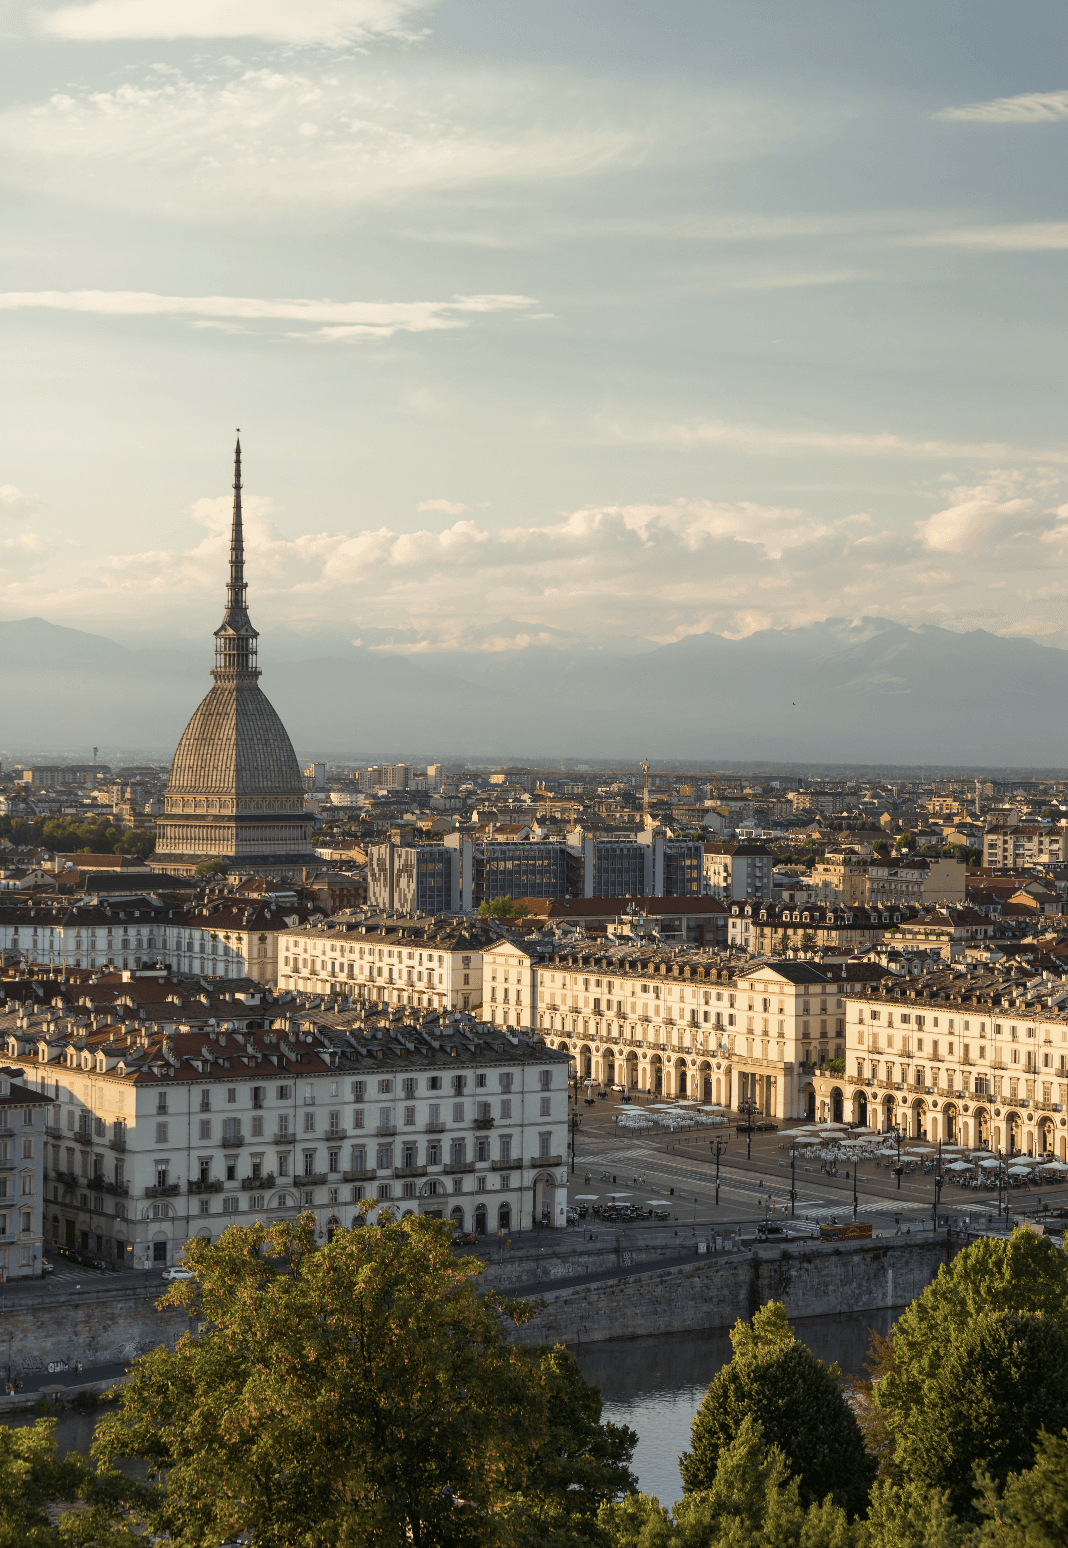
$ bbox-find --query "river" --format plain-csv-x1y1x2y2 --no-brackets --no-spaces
573,1309,892,1508
4,1308,890,1512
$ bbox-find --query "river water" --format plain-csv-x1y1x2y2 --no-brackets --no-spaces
574,1309,892,1508
5,1310,890,1512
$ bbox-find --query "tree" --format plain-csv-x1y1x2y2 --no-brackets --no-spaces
602,1417,856,1548
194,860,229,877
478,895,529,919
95,1211,633,1547
883,1312,1068,1517
0,1413,146,1547
894,831,916,853
679,1303,875,1519
975,1427,1068,1547
872,1230,1068,1462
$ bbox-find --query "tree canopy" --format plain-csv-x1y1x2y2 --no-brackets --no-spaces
93,1210,635,1547
479,896,529,919
679,1302,875,1519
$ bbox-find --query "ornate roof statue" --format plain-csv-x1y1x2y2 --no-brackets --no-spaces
150,438,316,878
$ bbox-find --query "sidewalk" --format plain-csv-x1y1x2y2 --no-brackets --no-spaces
0,1361,130,1414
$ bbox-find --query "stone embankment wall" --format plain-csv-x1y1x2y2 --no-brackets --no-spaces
513,1236,953,1346
0,1283,188,1374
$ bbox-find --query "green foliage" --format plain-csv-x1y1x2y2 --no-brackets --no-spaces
862,1478,972,1548
0,814,155,860
680,1302,875,1519
884,1312,1068,1517
0,1414,145,1547
193,860,228,877
894,831,916,852
95,1211,633,1547
478,895,529,919
603,1418,856,1548
975,1427,1068,1547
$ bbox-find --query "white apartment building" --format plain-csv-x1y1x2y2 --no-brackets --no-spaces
984,825,1068,868
0,1005,571,1263
823,976,1068,1161
0,897,303,986
0,1068,51,1279
702,842,774,901
533,944,867,1115
278,918,484,1014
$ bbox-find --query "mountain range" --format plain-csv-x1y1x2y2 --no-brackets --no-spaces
1,614,1066,768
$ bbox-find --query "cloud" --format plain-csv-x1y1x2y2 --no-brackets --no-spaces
915,477,1035,553
934,89,1068,125
0,485,44,516
643,419,1021,460
0,63,815,220
417,499,468,515
0,289,535,341
38,0,434,43
913,221,1068,251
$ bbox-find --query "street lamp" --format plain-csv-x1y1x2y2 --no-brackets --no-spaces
570,1112,579,1177
933,1136,944,1230
886,1123,905,1191
737,1098,757,1160
789,1142,799,1218
710,1136,729,1206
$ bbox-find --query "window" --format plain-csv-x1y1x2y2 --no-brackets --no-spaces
351,1081,366,1098
328,1149,340,1173
252,1115,264,1137
500,1099,512,1120
155,1122,169,1144
538,1133,551,1159
227,1088,237,1104
452,1103,465,1123
277,1085,292,1101
404,1106,416,1126
156,1094,168,1114
402,1078,416,1097
499,1073,513,1093
303,1151,317,1177
428,1077,442,1091
539,1070,553,1090
376,1145,393,1169
303,1112,316,1133
222,1197,239,1213
378,1079,393,1095
540,1096,551,1117
199,1119,211,1141
352,1108,365,1129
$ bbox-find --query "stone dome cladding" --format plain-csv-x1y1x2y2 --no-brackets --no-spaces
168,681,303,797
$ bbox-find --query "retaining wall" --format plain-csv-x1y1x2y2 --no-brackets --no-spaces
0,1283,188,1374
514,1235,952,1346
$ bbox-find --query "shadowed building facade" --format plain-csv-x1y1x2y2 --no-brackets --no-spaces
150,439,316,878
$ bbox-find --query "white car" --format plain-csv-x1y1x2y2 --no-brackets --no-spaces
161,1266,194,1281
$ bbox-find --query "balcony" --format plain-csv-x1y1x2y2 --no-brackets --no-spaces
473,1117,495,1130
97,1178,129,1198
272,1132,293,1145
109,1137,127,1153
300,1172,328,1186
343,1168,377,1182
491,1158,516,1171
395,1165,427,1178
241,1174,275,1190
189,1179,225,1195
325,1128,347,1141
145,1182,180,1199
44,1124,64,1140
377,1124,397,1137
425,1122,446,1133
221,1136,245,1148
530,1154,563,1168
443,1160,475,1174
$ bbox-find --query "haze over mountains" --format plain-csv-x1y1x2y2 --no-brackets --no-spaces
2,615,1066,769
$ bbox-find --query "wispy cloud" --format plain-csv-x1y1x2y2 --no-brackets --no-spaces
915,476,1035,553
0,289,535,340
417,499,468,515
913,221,1068,251
0,485,44,516
641,420,1025,460
935,89,1068,125
37,0,434,44
0,64,815,220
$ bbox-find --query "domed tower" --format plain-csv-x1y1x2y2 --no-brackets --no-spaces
150,438,316,877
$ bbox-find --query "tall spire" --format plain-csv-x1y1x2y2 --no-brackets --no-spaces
213,431,259,681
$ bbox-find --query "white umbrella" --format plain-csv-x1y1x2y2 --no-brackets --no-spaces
647,1199,674,1206
572,1194,599,1200
978,1158,1002,1168
908,1147,934,1154
1040,1160,1068,1171
1008,1167,1034,1176
947,1160,974,1171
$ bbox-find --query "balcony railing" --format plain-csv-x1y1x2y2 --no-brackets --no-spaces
425,1122,446,1133
473,1117,495,1130
221,1136,245,1148
377,1124,397,1136
531,1154,563,1168
241,1174,275,1190
272,1132,293,1145
189,1179,225,1195
395,1164,427,1178
491,1158,516,1171
300,1172,328,1186
145,1182,180,1199
443,1160,474,1174
343,1168,377,1182
325,1128,347,1141
109,1137,127,1153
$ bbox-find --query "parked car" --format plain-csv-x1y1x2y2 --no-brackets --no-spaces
450,1231,479,1247
161,1267,194,1281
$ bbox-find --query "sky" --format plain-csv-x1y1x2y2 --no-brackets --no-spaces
2,0,1068,659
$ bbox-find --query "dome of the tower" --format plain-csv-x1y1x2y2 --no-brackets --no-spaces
167,680,303,797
